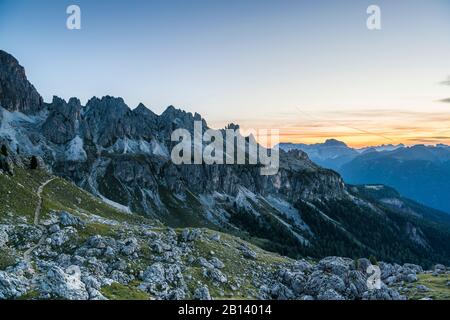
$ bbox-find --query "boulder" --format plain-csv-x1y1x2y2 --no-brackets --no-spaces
165,288,186,300
357,258,371,273
269,283,295,300
305,271,345,296
210,257,225,269
345,270,368,299
48,224,61,234
120,237,139,256
59,211,85,228
379,262,401,280
193,285,212,300
0,271,29,299
139,263,186,299
181,229,202,242
39,266,89,300
362,285,404,300
293,260,313,273
405,274,418,283
317,289,345,300
434,264,446,274
47,227,78,248
198,257,214,269
205,268,228,284
416,285,430,292
317,256,352,277
241,245,257,260
210,234,221,242
403,263,423,274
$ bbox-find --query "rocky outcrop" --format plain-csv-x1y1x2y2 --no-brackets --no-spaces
2,49,450,270
39,266,89,300
59,211,85,228
42,96,82,144
0,154,14,175
1,203,449,301
0,50,43,113
0,271,29,299
261,257,406,300
193,285,212,300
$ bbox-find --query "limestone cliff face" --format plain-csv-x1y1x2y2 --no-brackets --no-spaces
0,49,348,232
42,96,82,144
0,50,43,113
46,102,346,213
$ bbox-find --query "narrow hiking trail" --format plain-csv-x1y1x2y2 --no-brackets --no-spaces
23,177,56,262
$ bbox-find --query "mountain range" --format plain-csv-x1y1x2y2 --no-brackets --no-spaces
1,49,450,301
0,51,450,300
280,140,450,214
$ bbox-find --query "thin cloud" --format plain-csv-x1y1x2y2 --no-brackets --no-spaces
329,109,450,119
440,76,450,86
294,107,396,142
216,106,450,147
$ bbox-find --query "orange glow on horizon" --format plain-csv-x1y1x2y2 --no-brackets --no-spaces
211,108,450,148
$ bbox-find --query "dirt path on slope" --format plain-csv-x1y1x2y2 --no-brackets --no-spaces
23,178,56,262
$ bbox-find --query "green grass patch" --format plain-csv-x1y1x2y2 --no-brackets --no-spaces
158,187,214,228
77,222,117,241
0,248,16,270
16,290,40,300
101,282,150,300
41,178,155,226
182,229,290,299
0,168,48,221
406,274,450,300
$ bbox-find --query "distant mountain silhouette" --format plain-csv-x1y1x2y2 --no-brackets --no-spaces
280,141,450,214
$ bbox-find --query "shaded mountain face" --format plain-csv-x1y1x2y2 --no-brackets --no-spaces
2,165,439,301
0,50,43,114
279,140,407,171
279,140,359,171
340,146,450,214
2,50,450,266
281,141,450,214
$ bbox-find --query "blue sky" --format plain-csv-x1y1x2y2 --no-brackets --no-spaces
1,0,450,146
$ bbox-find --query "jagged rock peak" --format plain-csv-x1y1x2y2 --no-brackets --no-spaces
161,105,183,116
161,105,201,119
68,97,81,107
49,96,81,109
85,96,130,116
133,102,157,117
135,102,148,111
42,96,83,144
0,50,43,113
47,96,82,118
87,95,127,106
160,105,207,128
225,123,240,130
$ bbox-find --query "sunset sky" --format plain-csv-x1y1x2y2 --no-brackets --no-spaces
1,0,450,147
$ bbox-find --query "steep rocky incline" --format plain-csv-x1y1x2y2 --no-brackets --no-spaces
1,165,448,300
